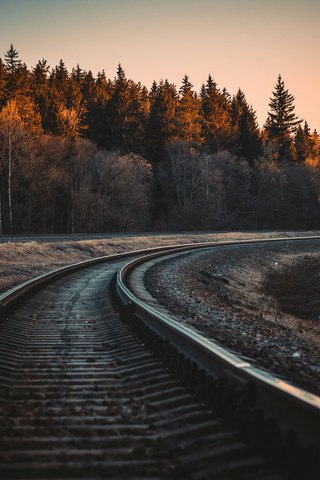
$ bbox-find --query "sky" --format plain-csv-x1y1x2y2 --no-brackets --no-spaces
0,0,319,129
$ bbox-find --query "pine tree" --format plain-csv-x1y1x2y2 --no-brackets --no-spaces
4,44,22,77
294,121,315,161
4,45,32,99
174,75,202,151
14,94,42,135
146,79,178,161
232,89,261,164
56,106,82,139
0,59,8,107
149,80,158,104
294,125,306,161
81,70,101,142
104,64,129,149
33,59,50,86
123,81,150,153
303,121,316,158
82,70,97,101
71,64,85,85
105,65,149,152
116,63,126,82
47,60,70,134
14,63,31,94
67,75,88,135
54,59,69,85
32,59,50,131
200,75,235,153
310,129,320,158
96,70,109,93
48,60,87,138
265,75,302,161
88,70,112,145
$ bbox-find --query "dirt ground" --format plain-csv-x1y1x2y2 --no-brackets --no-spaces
145,239,320,395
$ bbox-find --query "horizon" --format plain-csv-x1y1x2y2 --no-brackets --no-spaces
0,0,319,129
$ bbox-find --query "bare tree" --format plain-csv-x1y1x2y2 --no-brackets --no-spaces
92,151,152,231
0,100,25,232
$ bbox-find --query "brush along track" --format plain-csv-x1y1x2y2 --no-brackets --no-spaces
0,253,282,480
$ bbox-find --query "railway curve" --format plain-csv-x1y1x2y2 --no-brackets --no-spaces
116,237,320,478
0,238,319,479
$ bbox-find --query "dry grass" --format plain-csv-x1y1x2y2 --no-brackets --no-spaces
0,230,318,294
264,255,320,323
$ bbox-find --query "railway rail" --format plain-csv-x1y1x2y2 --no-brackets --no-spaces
0,237,319,479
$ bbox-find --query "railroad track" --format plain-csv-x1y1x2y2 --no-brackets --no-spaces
0,238,319,479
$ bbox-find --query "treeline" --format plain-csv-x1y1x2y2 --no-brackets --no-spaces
0,44,319,233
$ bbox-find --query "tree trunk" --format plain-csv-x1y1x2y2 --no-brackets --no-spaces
0,185,2,235
8,132,13,233
0,138,6,235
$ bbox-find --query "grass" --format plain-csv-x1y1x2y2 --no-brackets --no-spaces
0,230,318,294
264,255,320,323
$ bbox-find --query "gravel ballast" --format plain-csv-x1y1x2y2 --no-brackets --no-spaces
145,241,320,395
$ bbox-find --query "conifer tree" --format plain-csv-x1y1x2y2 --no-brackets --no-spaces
4,44,22,77
0,59,8,107
4,45,30,98
294,121,315,161
56,106,82,139
96,70,107,88
48,60,87,138
96,70,112,102
33,59,50,87
265,75,302,161
174,75,202,151
106,65,149,152
200,75,235,153
303,121,316,157
126,82,149,153
32,59,50,130
67,75,88,134
54,59,69,85
149,80,158,104
14,94,42,135
71,64,85,85
89,70,112,144
81,70,97,127
14,63,31,95
232,89,261,164
294,125,306,162
310,129,320,158
47,60,70,133
82,70,97,101
105,64,129,149
50,60,69,107
146,79,178,161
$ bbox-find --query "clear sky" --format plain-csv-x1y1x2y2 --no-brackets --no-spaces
0,0,319,129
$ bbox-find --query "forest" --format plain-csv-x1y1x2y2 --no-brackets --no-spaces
0,44,319,234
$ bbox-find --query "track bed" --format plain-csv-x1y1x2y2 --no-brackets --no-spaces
0,259,278,479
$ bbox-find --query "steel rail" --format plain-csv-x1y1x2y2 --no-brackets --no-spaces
115,236,320,452
0,241,227,316
2,235,316,314
0,236,295,479
0,234,318,478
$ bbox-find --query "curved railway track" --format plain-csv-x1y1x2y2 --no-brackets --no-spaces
0,238,319,479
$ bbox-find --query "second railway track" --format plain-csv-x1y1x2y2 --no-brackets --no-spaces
0,238,319,479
